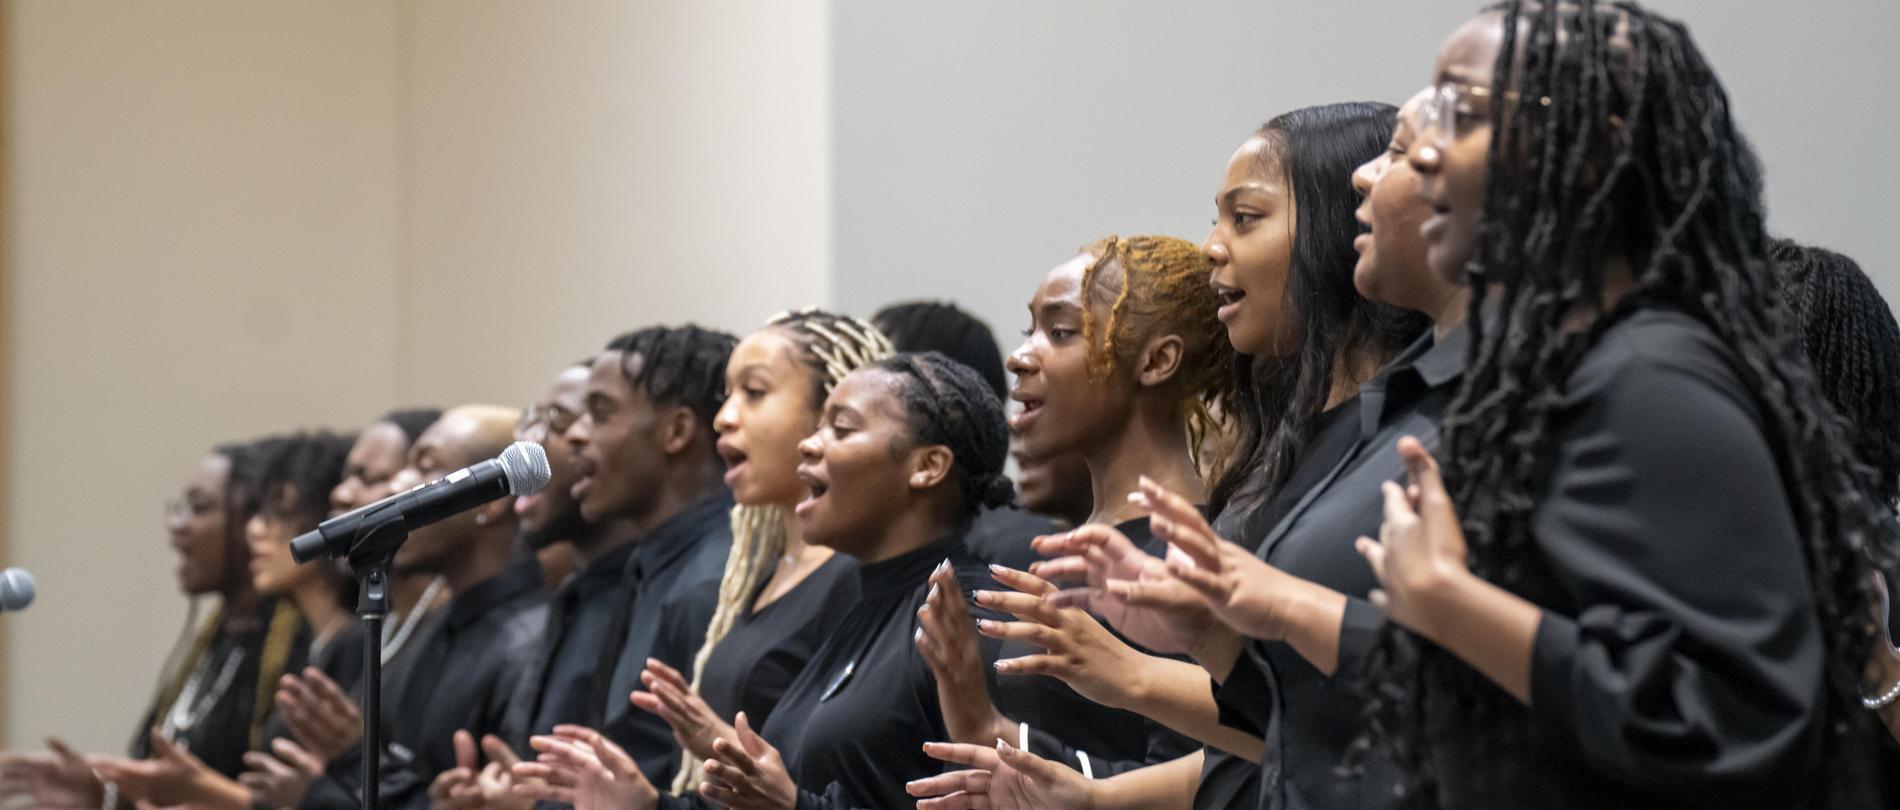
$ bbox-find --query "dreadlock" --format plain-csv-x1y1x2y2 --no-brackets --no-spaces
1075,234,1240,480
673,309,892,794
254,431,354,532
872,301,1009,403
1208,103,1427,523
868,351,1016,515
1772,238,1900,507
1358,3,1900,802
604,324,740,441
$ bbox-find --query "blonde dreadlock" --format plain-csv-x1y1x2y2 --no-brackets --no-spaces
673,308,891,793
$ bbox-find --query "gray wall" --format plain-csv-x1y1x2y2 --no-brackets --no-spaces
832,0,1900,348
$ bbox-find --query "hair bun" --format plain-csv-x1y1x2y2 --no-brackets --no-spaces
978,475,1016,511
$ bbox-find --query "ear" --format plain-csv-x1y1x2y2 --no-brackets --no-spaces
656,405,701,457
471,495,513,528
905,444,955,492
1134,334,1185,389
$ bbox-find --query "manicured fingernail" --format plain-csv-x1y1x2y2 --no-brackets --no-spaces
1126,491,1143,503
928,583,939,600
914,627,925,642
976,619,994,631
989,563,1010,575
973,590,995,604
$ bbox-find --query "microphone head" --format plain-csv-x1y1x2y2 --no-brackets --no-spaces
499,441,552,496
0,568,37,611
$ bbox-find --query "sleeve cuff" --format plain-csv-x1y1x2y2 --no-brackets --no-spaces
1329,596,1385,685
1212,653,1270,736
1529,609,1581,750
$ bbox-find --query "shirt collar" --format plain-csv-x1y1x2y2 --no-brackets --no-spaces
628,489,735,580
1358,325,1470,439
858,533,963,601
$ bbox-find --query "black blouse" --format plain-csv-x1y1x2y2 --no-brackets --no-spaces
1422,306,1873,807
764,534,1004,810
691,554,862,733
132,598,295,781
1207,328,1466,810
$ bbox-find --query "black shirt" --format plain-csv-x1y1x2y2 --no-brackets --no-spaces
133,598,293,781
503,540,639,750
688,553,862,736
963,505,1063,572
680,534,1003,810
598,491,736,781
373,560,548,808
1208,328,1465,810
1422,306,1848,807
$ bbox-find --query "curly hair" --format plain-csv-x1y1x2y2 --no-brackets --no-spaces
1357,2,1900,802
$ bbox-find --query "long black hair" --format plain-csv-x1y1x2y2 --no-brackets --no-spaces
1359,2,1899,801
1209,102,1425,522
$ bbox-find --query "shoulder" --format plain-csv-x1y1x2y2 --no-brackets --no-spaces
1561,306,1766,432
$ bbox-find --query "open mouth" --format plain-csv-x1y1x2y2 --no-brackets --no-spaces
717,441,749,486
1008,392,1044,431
1213,280,1247,323
794,467,830,516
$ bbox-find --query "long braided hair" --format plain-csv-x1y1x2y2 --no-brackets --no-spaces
1075,234,1240,481
673,309,891,793
1358,2,1900,801
1207,103,1426,524
1773,238,1900,508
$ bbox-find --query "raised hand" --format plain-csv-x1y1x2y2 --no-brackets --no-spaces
429,731,532,810
238,738,325,809
1865,571,1900,743
906,740,1094,810
93,730,247,810
1355,437,1471,642
699,712,795,810
0,737,104,808
276,667,363,763
916,559,1012,746
1033,523,1215,655
629,657,736,761
974,565,1148,711
511,725,657,810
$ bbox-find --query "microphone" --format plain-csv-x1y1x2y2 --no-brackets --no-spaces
291,441,551,564
0,568,35,612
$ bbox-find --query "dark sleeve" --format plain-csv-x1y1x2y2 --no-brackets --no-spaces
608,581,722,787
1523,351,1825,802
1331,596,1384,684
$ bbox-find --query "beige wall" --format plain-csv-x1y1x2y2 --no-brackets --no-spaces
4,1,405,751
1,0,830,751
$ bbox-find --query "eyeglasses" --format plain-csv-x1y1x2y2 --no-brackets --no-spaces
1416,81,1552,145
517,404,577,441
165,497,219,522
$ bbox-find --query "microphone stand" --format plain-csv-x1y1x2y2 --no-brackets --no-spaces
348,524,406,810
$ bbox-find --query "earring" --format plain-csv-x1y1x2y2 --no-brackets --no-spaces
475,514,489,526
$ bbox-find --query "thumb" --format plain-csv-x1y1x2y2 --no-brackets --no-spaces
1396,437,1446,502
45,737,84,766
735,712,766,758
148,729,182,760
994,740,1063,783
453,730,478,771
481,735,520,768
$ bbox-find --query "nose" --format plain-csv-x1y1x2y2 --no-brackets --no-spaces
1005,340,1036,377
1409,143,1442,176
1352,154,1383,196
797,431,823,462
330,480,355,515
1201,230,1229,265
564,414,591,450
713,394,739,435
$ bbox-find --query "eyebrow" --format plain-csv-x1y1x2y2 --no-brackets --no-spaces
1217,183,1274,207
